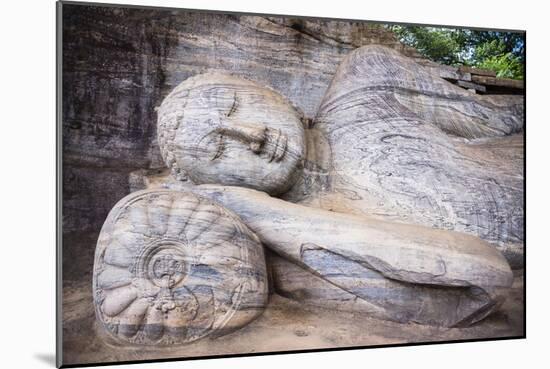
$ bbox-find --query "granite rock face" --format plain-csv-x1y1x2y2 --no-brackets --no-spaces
93,190,268,345
62,4,414,237
311,45,524,267
67,3,524,346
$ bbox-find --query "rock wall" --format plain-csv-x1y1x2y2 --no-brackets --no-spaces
61,4,524,279
62,4,424,243
420,62,525,94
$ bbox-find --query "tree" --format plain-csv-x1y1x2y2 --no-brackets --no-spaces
387,25,524,80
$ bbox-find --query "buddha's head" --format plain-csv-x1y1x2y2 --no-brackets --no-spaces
157,72,306,195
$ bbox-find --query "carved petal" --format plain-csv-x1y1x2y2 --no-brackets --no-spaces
101,285,138,317
97,266,132,290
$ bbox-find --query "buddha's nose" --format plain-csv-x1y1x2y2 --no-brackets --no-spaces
221,122,267,152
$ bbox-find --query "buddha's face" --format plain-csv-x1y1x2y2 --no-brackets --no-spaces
157,73,306,195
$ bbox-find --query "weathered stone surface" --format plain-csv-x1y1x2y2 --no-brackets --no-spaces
311,45,524,267
126,174,514,327
427,64,472,82
157,72,306,195
121,44,523,328
267,251,523,331
63,275,524,365
417,57,524,94
62,4,524,276
457,80,487,93
458,65,497,77
183,184,513,327
67,4,524,346
93,189,268,345
471,74,525,90
61,4,421,253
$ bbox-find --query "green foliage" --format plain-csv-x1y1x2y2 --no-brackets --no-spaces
472,40,524,79
387,25,525,80
475,53,524,79
390,26,464,65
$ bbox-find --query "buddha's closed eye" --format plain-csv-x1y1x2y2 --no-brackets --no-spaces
197,120,287,162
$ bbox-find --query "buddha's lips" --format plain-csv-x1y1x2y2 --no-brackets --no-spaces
266,129,288,163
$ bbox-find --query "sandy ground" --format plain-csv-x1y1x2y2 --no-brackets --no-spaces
62,271,524,366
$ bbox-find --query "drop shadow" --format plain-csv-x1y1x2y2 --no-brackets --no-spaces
34,353,56,367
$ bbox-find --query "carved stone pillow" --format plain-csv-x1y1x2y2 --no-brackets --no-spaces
92,189,268,345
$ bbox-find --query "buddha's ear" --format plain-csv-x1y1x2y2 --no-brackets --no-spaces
198,86,237,118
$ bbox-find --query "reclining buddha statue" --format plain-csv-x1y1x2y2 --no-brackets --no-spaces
93,45,523,345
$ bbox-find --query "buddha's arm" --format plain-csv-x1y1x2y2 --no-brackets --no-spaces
187,184,513,326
